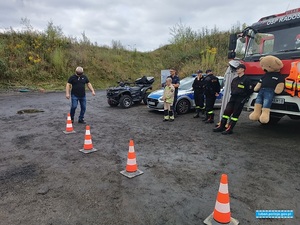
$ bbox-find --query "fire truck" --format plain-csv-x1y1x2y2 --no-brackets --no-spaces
228,8,300,123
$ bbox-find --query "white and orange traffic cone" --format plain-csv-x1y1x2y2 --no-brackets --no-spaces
63,113,76,134
120,139,143,178
204,174,239,225
79,125,98,154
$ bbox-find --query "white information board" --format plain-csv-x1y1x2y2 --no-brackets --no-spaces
161,70,170,85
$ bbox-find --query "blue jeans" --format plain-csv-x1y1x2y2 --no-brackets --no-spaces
70,95,86,121
255,88,274,108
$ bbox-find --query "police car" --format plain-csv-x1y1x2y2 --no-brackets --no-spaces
147,74,224,114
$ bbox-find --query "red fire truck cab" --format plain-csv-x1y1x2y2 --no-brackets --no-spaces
228,8,300,123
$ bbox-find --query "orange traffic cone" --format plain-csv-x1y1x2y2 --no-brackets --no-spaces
120,139,143,178
79,125,98,154
204,174,239,225
63,113,76,134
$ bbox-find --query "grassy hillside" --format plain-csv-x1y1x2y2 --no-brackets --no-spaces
0,22,244,91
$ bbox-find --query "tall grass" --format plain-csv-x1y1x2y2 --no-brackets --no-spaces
0,20,245,90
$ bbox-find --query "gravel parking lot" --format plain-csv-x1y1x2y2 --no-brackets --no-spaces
0,91,299,225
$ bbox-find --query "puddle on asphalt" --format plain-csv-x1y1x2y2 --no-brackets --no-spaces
17,109,44,114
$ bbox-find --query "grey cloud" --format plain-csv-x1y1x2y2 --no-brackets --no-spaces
1,0,300,51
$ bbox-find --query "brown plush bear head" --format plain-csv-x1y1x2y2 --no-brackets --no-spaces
259,55,283,72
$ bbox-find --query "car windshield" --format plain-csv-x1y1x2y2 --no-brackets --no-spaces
178,76,195,90
218,77,224,88
245,26,300,56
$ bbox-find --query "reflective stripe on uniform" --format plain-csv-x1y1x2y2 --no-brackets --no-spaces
231,117,238,122
285,80,294,90
297,82,300,91
222,115,230,119
208,111,213,115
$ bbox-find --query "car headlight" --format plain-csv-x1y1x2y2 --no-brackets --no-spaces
107,90,119,95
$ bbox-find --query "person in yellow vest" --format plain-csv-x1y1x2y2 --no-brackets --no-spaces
162,78,175,122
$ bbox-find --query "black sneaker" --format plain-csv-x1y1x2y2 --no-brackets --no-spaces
205,119,214,124
163,119,169,122
222,130,233,135
78,120,86,124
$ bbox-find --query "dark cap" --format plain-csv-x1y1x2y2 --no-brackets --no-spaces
205,69,212,73
197,70,203,73
236,64,246,70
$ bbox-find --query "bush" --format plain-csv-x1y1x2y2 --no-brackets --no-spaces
0,19,246,90
0,59,8,79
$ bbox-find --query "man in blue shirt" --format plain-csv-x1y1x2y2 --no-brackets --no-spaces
66,67,95,124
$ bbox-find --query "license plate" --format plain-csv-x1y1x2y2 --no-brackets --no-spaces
272,98,285,104
148,101,156,106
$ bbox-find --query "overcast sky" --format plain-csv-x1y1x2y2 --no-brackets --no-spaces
1,0,300,51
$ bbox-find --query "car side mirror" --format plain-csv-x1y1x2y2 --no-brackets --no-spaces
228,51,236,59
228,34,237,51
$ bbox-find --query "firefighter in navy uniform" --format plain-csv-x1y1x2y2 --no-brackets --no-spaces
192,70,205,118
213,64,252,134
203,69,220,123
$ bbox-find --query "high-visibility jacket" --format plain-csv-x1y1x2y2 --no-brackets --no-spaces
298,78,300,97
285,61,300,97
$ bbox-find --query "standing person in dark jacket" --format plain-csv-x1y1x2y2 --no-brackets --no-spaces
213,64,252,134
167,68,180,115
203,69,220,123
66,66,96,124
192,70,205,118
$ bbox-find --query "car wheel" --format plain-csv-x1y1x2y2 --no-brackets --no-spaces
176,99,190,114
119,95,133,108
107,99,119,107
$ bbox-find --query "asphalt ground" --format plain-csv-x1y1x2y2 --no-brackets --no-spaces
0,91,299,225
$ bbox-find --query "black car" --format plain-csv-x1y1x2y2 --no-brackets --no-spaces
106,76,154,108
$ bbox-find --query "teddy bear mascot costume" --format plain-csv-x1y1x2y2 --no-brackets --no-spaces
249,55,285,123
